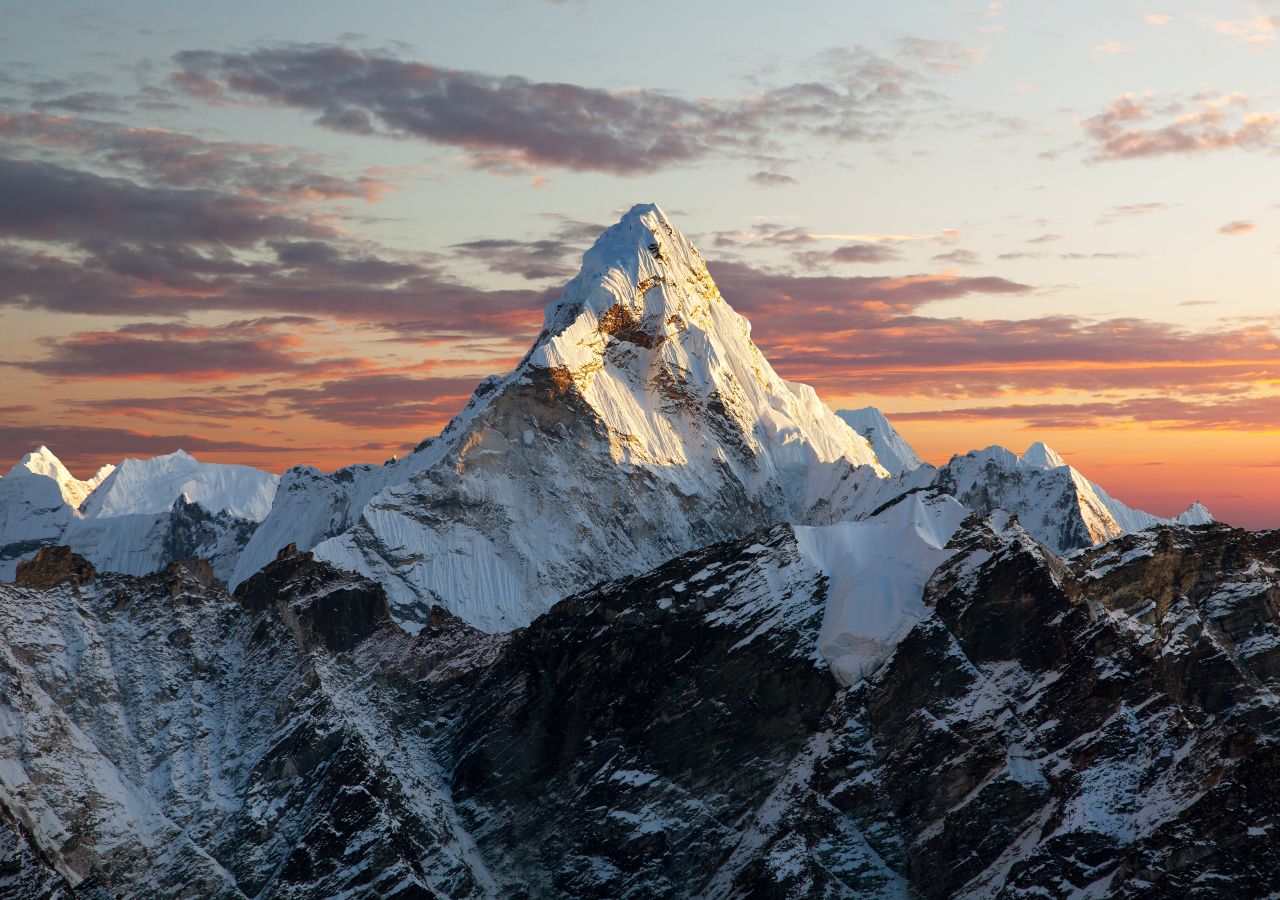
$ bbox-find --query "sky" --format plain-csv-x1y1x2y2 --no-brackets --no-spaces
0,0,1277,529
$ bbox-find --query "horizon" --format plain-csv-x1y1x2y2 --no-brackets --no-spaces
2,1,1278,529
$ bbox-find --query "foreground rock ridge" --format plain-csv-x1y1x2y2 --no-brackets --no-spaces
0,517,1276,896
0,203,1265,898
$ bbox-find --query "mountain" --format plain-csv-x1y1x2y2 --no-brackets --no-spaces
837,406,925,475
8,446,113,509
836,408,1215,555
1,512,1275,896
0,448,278,582
241,203,888,632
0,454,77,580
80,449,277,521
935,440,1216,553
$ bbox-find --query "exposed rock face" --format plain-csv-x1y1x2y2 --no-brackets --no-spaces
14,546,96,591
445,524,840,896
713,521,1280,896
0,555,500,896
234,549,393,653
0,518,1275,896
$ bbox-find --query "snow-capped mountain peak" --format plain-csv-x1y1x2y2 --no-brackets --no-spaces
1019,440,1067,470
299,203,890,630
1176,500,1214,526
532,203,721,360
837,406,926,475
9,446,111,509
517,202,884,478
79,449,279,521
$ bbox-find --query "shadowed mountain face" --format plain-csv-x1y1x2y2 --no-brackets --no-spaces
1,517,1276,897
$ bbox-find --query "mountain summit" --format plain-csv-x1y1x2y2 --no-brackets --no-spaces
243,204,888,630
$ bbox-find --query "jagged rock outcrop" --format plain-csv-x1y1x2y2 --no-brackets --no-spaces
13,546,96,591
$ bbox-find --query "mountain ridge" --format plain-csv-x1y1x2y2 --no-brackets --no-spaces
2,206,1215,617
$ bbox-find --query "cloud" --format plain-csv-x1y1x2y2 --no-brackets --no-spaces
1081,92,1280,161
0,235,554,345
171,42,952,175
1144,13,1173,26
68,393,285,423
932,249,981,265
1093,41,1132,56
1097,201,1173,223
0,109,393,203
889,395,1280,431
0,155,324,247
1218,219,1257,235
708,223,959,274
894,37,989,73
701,261,1280,401
794,243,905,268
1057,251,1142,260
749,170,797,187
15,319,337,382
267,373,484,428
708,260,1032,333
1197,12,1279,51
0,147,554,343
449,218,602,281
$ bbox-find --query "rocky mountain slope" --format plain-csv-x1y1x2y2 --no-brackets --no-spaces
0,510,1274,896
933,441,1213,554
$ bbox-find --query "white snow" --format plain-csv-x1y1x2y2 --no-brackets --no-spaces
10,446,112,509
838,407,925,475
1,447,276,581
796,492,970,685
938,441,1212,554
80,449,278,522
1018,441,1067,471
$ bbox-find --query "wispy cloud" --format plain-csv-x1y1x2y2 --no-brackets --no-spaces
1081,91,1280,161
1093,40,1132,56
1218,219,1257,235
1196,11,1279,51
1097,201,1173,223
170,42,967,175
889,395,1280,431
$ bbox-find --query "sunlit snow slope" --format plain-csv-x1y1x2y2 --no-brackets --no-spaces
294,204,889,631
